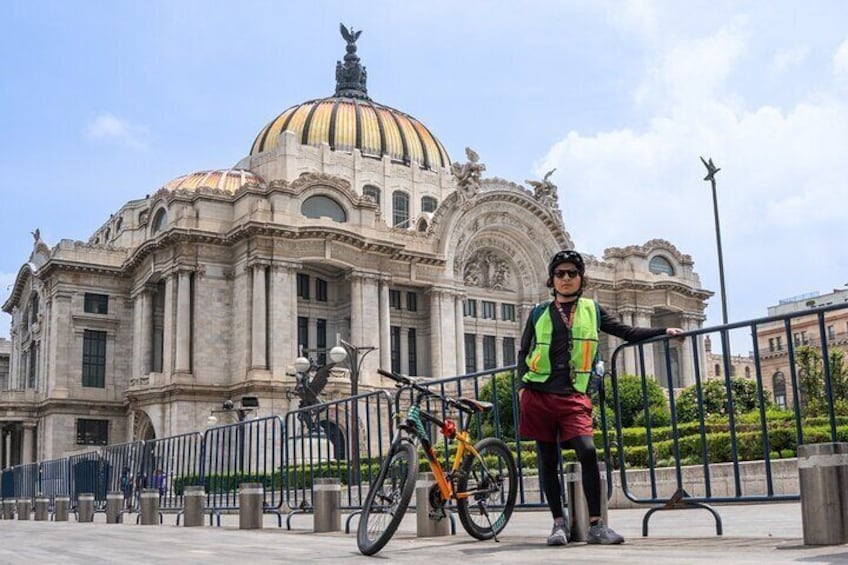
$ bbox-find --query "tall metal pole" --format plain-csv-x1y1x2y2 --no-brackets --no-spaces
340,339,375,485
701,156,729,325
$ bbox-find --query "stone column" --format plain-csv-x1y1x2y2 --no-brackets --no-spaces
350,274,364,349
454,296,465,375
22,423,35,464
360,275,380,380
132,291,144,377
681,314,702,388
635,308,656,378
251,264,267,370
427,288,441,379
162,274,174,374
475,334,484,373
379,280,391,372
175,270,193,373
140,290,152,374
270,263,298,376
4,431,11,468
618,308,636,376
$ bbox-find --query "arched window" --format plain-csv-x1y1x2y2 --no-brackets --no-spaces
151,209,168,234
649,255,675,276
301,195,347,223
30,293,39,326
714,363,720,377
362,184,381,206
416,217,428,232
421,195,437,213
744,366,751,378
392,191,409,228
116,216,123,232
773,371,787,408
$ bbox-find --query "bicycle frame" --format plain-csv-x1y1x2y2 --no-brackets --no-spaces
395,387,488,503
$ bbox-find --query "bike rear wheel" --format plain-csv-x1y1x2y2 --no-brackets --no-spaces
356,440,418,555
456,437,517,540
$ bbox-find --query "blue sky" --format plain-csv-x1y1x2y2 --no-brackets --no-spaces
2,1,848,344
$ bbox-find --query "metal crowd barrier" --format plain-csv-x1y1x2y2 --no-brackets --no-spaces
12,463,38,503
39,458,70,503
283,390,394,516
609,301,848,535
139,432,204,511
201,415,285,518
67,451,104,508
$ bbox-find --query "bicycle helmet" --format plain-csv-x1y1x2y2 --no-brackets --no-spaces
547,249,585,277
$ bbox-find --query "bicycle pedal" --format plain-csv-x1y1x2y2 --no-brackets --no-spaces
428,508,446,521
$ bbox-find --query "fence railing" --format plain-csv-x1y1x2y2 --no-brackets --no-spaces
2,301,844,530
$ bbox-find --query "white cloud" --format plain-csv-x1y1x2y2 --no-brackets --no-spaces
770,45,808,74
834,38,848,85
85,113,150,150
537,24,848,327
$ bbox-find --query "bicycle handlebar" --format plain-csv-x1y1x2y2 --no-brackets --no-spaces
377,368,473,414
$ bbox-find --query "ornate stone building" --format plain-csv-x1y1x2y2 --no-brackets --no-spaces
1,28,711,463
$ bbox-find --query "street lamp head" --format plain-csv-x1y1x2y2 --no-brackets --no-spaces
329,345,347,364
294,356,311,373
207,415,218,426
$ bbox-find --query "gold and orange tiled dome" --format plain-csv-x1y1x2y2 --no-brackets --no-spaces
250,98,451,171
162,168,264,194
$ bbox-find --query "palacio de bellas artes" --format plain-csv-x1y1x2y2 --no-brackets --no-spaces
1,25,710,465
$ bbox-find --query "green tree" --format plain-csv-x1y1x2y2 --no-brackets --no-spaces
610,374,670,428
475,371,518,439
674,377,771,423
796,346,848,417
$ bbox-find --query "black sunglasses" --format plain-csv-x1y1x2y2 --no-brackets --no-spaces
554,268,580,279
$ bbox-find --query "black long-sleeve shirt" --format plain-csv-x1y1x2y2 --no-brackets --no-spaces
516,301,666,395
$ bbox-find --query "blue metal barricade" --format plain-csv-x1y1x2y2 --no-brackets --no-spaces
39,458,69,502
139,432,204,511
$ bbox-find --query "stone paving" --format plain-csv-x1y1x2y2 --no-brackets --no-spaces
2,502,848,564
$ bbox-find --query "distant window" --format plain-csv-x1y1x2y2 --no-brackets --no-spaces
768,338,775,352
408,328,417,376
389,290,401,309
649,256,675,276
363,185,381,206
28,345,38,389
316,278,328,302
464,299,477,318
297,317,309,351
0,355,8,389
776,336,783,351
464,333,477,374
745,366,751,378
297,274,310,300
501,303,516,322
421,196,437,213
391,326,401,373
730,365,736,377
503,337,516,366
406,292,418,312
392,191,409,228
30,293,39,325
773,371,787,409
483,336,496,370
82,330,106,388
316,319,327,365
116,216,123,232
481,301,496,320
714,364,720,376
151,209,167,234
828,325,836,340
76,419,108,446
84,293,109,314
301,195,347,222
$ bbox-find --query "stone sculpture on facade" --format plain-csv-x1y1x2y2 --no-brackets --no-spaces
463,250,512,290
526,168,559,211
451,147,486,200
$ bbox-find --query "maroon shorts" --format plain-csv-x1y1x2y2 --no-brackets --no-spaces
518,388,593,443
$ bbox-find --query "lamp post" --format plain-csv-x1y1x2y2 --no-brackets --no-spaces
329,339,376,484
701,156,729,325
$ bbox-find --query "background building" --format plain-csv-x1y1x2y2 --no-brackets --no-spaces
757,288,848,408
1,29,710,464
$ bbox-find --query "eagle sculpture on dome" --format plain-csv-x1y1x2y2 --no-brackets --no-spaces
526,168,559,209
340,23,362,45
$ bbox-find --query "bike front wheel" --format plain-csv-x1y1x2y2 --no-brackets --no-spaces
356,440,418,556
456,437,517,540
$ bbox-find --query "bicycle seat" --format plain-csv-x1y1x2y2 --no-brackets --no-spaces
457,398,493,413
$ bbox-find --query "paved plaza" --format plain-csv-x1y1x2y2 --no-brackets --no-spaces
3,502,848,564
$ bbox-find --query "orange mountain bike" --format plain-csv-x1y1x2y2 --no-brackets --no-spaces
356,369,518,556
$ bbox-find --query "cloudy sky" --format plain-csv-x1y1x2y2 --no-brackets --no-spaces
2,1,847,342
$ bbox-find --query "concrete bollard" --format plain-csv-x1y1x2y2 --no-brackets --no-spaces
17,499,32,520
140,489,160,525
313,478,341,533
106,492,123,524
34,498,50,521
78,493,95,523
416,473,450,537
54,496,70,521
238,483,264,530
565,462,589,542
798,442,848,545
2,500,15,520
182,485,205,527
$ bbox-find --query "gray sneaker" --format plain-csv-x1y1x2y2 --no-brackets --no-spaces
587,520,624,544
546,522,568,546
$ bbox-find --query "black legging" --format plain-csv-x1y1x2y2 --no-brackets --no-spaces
537,435,601,519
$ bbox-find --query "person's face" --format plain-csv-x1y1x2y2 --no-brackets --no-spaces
552,261,581,295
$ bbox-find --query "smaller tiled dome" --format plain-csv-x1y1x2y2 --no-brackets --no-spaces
162,169,264,194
